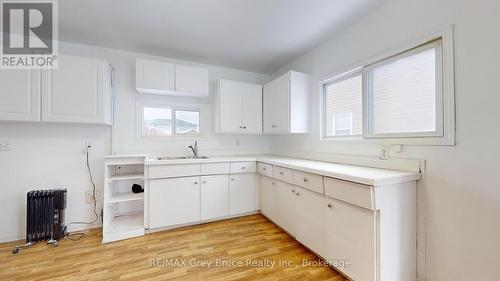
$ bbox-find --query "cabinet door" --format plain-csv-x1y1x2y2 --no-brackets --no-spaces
218,79,243,133
276,181,296,236
174,64,209,97
229,173,257,215
259,176,277,222
326,197,376,281
149,176,200,228
136,58,174,94
263,72,289,133
201,175,229,220
241,83,262,133
295,187,326,257
0,69,41,121
41,55,111,124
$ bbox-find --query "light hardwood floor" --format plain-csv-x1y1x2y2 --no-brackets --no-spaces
0,214,346,281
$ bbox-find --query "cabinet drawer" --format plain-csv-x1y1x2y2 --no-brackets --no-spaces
148,164,200,179
273,166,294,184
201,162,230,175
324,177,374,210
230,162,256,173
293,171,324,194
257,162,273,177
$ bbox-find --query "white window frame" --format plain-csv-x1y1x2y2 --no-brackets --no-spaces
136,101,206,140
320,69,363,140
319,25,455,145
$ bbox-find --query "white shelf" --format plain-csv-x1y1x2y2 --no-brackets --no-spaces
106,173,144,181
107,212,144,233
107,192,144,204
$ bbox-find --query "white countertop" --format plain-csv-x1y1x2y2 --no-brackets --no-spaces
140,154,420,186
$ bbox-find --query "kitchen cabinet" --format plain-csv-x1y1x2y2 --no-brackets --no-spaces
135,59,209,97
174,64,209,97
200,175,229,220
136,58,174,94
295,186,326,257
41,55,112,124
259,176,277,222
326,197,376,281
263,71,309,134
0,55,112,125
229,173,257,215
0,69,41,121
149,176,200,228
275,181,296,237
215,79,262,134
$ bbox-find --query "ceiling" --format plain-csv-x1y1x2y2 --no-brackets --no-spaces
59,0,384,74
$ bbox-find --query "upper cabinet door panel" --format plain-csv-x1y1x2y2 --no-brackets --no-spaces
218,79,243,133
174,64,209,97
241,83,262,133
0,69,40,121
136,58,174,94
263,72,289,133
41,55,110,124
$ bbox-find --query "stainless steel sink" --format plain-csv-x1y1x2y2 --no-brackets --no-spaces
155,156,209,160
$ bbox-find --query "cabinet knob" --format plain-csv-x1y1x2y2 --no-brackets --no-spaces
239,126,242,129
231,178,235,181
279,172,284,175
296,192,300,196
263,167,266,171
271,182,275,185
328,203,333,208
194,181,198,185
243,126,246,129
303,178,308,182
271,125,277,128
291,189,295,193
241,166,246,170
202,181,206,184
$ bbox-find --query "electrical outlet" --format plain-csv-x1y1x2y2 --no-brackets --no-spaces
84,141,92,153
379,146,390,160
0,140,11,151
85,191,97,204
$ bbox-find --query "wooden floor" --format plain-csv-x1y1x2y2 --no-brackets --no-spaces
0,214,346,281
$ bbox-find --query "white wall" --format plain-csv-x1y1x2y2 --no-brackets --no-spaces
271,0,500,280
0,42,271,242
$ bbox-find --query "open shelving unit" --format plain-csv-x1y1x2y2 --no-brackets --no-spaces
103,155,147,243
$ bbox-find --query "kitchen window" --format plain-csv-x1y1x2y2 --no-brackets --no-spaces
139,105,202,139
320,27,455,145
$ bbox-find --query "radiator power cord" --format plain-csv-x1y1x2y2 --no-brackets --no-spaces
66,145,99,241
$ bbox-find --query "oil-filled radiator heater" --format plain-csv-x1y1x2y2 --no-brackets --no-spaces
12,189,67,254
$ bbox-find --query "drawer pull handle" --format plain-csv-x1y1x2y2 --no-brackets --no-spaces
271,125,277,128
241,166,246,170
327,203,333,208
279,172,284,175
303,178,308,182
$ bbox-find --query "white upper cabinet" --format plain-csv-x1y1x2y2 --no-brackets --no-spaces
136,58,174,94
263,71,309,134
174,64,209,97
215,79,262,134
0,55,112,125
0,69,41,121
135,59,209,97
41,55,112,125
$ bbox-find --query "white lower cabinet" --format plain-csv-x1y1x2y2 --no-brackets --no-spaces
229,173,257,215
201,175,229,220
326,197,376,281
259,176,277,222
275,181,296,237
295,187,326,257
149,176,200,228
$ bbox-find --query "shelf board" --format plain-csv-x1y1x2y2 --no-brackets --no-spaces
105,212,144,233
106,173,144,181
107,192,144,204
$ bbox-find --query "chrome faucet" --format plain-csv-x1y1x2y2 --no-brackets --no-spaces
188,141,198,158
